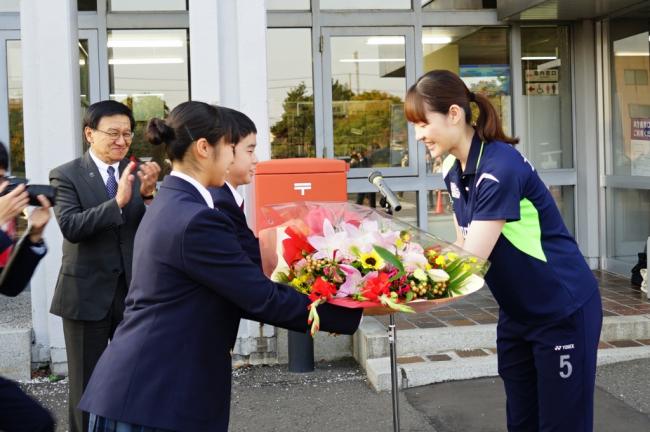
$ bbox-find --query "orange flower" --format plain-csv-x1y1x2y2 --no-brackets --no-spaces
360,272,391,302
309,277,337,303
282,226,315,265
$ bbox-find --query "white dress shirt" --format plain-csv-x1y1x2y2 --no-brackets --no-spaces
225,181,244,208
88,149,121,184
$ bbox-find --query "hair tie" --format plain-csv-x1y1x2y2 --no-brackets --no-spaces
469,92,476,102
184,125,195,142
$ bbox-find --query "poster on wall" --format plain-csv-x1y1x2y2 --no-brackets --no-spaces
631,117,650,176
460,65,510,94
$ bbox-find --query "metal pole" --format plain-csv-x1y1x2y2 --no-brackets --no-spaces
287,330,314,373
388,313,400,432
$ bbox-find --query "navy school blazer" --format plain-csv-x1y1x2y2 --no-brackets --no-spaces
209,185,262,268
79,175,361,432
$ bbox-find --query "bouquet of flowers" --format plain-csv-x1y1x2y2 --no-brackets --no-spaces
258,202,489,335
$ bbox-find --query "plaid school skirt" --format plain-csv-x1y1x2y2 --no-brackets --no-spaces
89,414,174,432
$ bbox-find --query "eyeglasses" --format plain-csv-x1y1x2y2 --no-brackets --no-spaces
94,129,134,141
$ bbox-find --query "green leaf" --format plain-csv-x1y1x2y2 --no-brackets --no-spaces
373,245,404,276
274,272,290,283
48,374,64,383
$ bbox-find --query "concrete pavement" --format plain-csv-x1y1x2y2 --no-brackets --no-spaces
18,357,650,431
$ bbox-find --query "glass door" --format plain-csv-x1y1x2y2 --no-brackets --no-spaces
604,16,650,274
0,30,21,175
79,29,100,152
0,30,100,173
320,27,417,178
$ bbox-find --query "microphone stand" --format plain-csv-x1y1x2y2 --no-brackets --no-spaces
379,196,393,216
378,198,400,432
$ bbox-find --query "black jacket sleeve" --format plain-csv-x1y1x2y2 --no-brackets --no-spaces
0,234,46,297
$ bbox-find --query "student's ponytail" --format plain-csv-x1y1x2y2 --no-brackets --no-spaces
405,70,519,145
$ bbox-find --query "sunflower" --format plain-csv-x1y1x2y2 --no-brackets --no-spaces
360,250,385,270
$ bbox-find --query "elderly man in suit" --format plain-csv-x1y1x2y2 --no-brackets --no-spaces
49,100,160,432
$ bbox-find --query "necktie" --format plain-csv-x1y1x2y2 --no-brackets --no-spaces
106,166,118,199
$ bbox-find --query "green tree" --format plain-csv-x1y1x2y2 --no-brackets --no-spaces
270,81,406,166
270,83,316,158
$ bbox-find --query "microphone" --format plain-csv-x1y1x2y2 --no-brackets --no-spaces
368,171,402,212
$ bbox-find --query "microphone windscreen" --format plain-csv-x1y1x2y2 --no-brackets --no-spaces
368,171,382,184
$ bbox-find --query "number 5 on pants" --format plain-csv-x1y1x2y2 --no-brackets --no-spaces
496,293,602,431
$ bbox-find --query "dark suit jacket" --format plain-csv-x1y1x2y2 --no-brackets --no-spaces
210,185,261,268
78,175,361,432
49,152,146,320
0,232,46,297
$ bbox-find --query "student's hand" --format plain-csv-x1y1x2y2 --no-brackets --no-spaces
0,181,29,226
138,161,161,199
27,195,51,243
115,161,136,208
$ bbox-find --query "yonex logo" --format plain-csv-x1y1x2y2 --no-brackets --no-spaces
293,182,312,196
554,344,575,351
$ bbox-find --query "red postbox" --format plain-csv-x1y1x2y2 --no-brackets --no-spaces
252,158,348,373
252,158,348,234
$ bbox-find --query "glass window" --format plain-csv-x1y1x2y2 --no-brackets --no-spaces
422,0,496,10
79,40,91,151
521,26,573,170
329,35,408,168
6,39,95,174
549,185,574,236
266,0,310,10
6,40,23,176
349,191,418,226
427,189,456,242
421,27,511,174
0,1,19,12
79,40,91,116
267,28,315,159
108,29,189,175
609,20,650,177
109,0,187,12
607,188,650,264
321,0,410,10
78,0,97,11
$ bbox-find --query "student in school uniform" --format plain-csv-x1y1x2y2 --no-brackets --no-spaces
210,108,261,268
79,101,362,432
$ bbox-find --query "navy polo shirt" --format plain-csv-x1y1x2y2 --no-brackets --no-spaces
442,133,598,324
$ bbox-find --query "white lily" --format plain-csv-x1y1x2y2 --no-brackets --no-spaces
428,268,450,282
308,219,353,261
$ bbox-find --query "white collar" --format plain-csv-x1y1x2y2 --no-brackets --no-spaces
225,181,244,207
170,171,214,208
88,148,120,179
